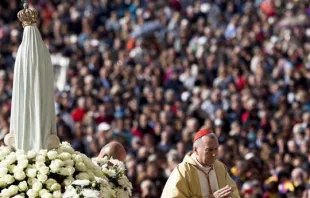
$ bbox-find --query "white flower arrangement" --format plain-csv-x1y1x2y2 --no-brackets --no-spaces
93,156,133,198
0,142,132,198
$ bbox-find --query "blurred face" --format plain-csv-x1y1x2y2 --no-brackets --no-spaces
194,136,219,166
139,115,148,127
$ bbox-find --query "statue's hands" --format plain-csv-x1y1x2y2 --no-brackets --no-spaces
4,133,15,148
213,185,232,198
47,134,60,149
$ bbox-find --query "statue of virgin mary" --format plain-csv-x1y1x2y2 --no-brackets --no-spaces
4,5,60,151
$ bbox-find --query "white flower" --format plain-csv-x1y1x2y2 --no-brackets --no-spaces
103,169,116,177
76,172,90,180
118,178,125,186
59,167,72,176
0,146,11,160
116,188,128,198
0,188,11,197
32,181,43,192
53,190,62,198
26,189,38,198
60,142,71,147
35,162,45,169
82,155,96,169
64,159,74,166
72,179,90,186
63,176,74,186
14,170,26,180
38,166,49,175
6,153,17,164
72,154,83,163
36,155,46,163
63,186,77,198
0,159,10,168
49,159,64,172
0,167,8,177
37,173,48,183
110,158,125,170
47,151,58,160
41,192,53,198
4,174,15,184
87,170,95,180
82,189,100,197
58,142,75,154
18,181,28,192
39,189,49,197
50,183,61,191
8,185,19,196
0,178,7,187
38,149,48,156
27,177,36,186
16,153,27,161
8,164,16,173
76,162,87,171
93,167,104,177
17,159,28,169
45,178,57,190
27,150,37,159
58,152,71,160
92,157,108,165
26,168,37,178
67,166,75,175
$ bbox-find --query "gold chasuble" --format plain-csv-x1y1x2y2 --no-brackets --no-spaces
161,152,240,198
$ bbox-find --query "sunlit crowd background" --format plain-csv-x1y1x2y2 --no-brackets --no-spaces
0,0,310,197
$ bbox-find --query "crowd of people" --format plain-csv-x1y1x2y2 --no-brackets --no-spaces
0,0,310,197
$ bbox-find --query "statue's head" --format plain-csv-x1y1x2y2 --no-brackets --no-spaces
98,141,127,162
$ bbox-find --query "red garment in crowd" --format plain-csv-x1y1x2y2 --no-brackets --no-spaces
236,76,246,90
170,0,182,11
241,111,250,123
126,38,135,51
132,127,144,138
260,0,276,17
95,115,114,124
71,108,86,122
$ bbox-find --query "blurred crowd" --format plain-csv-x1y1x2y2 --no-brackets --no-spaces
1,0,310,197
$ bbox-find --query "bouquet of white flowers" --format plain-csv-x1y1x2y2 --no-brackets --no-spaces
0,142,132,198
93,156,133,198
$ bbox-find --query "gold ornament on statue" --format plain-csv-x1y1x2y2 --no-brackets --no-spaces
17,3,38,28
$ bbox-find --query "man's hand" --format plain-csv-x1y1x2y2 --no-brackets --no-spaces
213,185,232,198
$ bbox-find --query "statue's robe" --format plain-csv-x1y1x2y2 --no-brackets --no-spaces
9,25,57,151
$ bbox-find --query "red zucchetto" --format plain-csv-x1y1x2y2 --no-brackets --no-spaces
193,129,213,142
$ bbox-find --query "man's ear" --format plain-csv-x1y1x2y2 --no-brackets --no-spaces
193,146,197,154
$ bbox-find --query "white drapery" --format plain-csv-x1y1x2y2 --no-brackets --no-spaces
9,25,58,151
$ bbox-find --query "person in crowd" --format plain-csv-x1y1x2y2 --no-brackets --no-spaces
161,129,240,198
98,141,127,162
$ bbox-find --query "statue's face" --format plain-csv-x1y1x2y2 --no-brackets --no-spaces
194,136,219,166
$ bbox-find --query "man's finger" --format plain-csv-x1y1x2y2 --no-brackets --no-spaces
220,189,232,198
220,186,230,191
219,187,232,197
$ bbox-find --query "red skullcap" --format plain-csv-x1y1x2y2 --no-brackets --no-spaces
193,129,213,142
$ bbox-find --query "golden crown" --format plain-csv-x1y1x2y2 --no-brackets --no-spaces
17,5,38,28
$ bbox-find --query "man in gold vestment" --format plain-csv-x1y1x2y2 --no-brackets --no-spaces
161,129,240,198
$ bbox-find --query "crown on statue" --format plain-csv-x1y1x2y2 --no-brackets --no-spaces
17,5,38,28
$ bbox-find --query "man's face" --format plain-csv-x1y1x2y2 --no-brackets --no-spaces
194,136,219,166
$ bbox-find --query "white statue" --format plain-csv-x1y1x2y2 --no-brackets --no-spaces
4,6,60,151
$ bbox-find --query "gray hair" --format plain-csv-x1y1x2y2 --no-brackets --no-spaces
193,133,217,148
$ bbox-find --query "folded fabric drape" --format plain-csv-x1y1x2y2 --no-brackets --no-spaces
8,24,58,151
